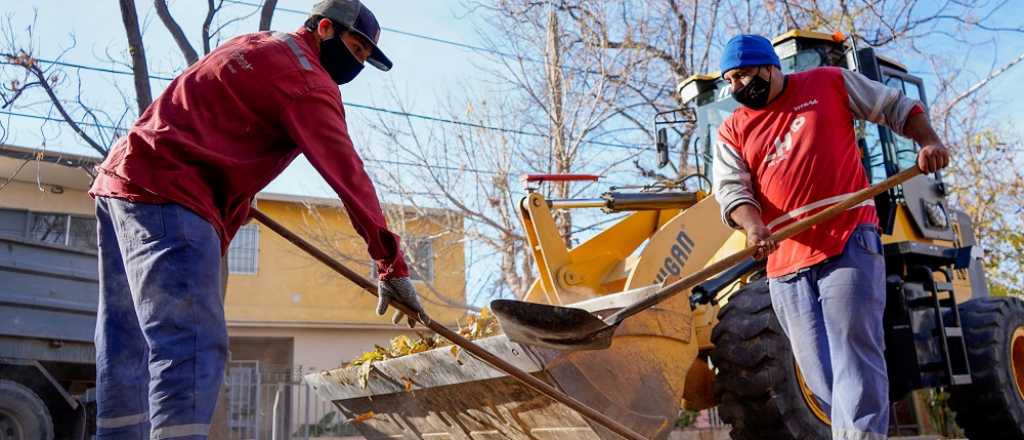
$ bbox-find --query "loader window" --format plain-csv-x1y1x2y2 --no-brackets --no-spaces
780,49,825,74
859,122,888,184
882,71,927,172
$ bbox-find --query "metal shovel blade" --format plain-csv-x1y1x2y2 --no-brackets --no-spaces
490,299,618,351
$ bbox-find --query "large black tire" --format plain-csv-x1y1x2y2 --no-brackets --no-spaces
0,380,54,440
948,296,1024,440
710,279,831,440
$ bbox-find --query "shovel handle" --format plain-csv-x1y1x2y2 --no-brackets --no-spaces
249,209,649,440
605,166,921,325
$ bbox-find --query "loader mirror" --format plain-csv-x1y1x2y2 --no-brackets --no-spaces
656,128,670,168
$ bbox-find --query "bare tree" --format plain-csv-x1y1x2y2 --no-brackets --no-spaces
119,0,153,111
357,1,650,300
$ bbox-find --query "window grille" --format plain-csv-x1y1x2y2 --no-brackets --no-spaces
228,223,260,275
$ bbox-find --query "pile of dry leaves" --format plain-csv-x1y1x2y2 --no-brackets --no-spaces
344,308,501,388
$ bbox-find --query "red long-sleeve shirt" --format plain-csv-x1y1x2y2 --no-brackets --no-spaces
90,28,408,279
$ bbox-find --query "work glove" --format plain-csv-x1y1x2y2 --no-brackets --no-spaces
377,277,427,328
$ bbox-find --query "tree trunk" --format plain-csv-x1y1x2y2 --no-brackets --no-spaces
545,6,573,247
259,0,278,31
155,0,199,65
118,0,153,113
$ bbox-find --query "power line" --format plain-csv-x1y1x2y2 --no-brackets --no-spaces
24,58,651,151
0,110,507,176
220,0,677,94
34,58,176,81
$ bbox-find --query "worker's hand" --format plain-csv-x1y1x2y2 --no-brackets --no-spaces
745,224,778,261
377,277,427,328
917,144,950,173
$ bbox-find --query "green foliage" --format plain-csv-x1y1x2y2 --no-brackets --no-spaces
675,410,700,428
925,389,964,438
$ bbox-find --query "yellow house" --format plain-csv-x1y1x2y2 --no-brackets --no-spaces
225,192,467,375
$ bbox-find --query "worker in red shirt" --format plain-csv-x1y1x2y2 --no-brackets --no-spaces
88,1,426,437
713,35,949,439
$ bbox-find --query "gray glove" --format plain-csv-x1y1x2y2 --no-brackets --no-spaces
377,277,426,328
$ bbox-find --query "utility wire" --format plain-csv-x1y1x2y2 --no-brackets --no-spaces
23,58,652,151
0,110,536,176
220,0,677,94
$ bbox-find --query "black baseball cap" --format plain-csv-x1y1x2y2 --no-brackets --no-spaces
311,0,393,71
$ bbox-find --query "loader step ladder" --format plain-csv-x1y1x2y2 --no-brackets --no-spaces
883,241,975,393
907,264,973,386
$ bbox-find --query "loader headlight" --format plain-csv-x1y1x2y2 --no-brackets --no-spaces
923,200,949,229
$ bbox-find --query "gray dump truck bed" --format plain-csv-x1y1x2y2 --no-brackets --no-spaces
0,235,99,364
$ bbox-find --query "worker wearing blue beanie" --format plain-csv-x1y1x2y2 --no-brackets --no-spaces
718,35,783,109
712,32,951,440
720,34,781,75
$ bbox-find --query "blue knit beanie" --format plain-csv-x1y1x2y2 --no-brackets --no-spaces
720,34,781,75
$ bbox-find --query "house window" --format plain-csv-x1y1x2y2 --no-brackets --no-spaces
7,210,98,250
228,223,259,275
369,237,434,282
407,238,434,282
29,213,68,245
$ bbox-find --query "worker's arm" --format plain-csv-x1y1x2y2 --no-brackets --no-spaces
712,132,761,229
712,130,776,260
279,87,409,280
840,68,949,173
729,204,778,260
902,112,950,173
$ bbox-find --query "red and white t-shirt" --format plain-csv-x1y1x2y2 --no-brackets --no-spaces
713,67,923,277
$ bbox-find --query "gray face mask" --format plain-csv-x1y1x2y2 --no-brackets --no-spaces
319,31,364,85
732,67,772,109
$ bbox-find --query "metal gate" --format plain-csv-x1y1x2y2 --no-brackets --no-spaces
226,362,361,440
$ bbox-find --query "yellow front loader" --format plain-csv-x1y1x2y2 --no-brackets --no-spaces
305,30,1024,440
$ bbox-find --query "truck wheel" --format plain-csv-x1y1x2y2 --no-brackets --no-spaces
948,296,1024,440
710,279,831,439
0,380,54,440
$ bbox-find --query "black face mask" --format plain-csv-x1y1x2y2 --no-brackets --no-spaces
732,67,772,109
319,33,364,85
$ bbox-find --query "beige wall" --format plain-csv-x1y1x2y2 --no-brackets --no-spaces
228,325,417,373
0,179,95,215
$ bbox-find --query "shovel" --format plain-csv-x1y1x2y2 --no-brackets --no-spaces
492,166,922,351
249,209,649,440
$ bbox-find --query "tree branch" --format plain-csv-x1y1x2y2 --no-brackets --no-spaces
154,0,199,65
118,0,153,112
259,0,278,31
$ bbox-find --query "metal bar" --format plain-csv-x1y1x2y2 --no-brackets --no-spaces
303,370,310,440
547,198,606,209
250,208,649,440
271,385,283,440
254,363,262,440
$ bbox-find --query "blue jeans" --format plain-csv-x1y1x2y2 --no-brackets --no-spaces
95,197,227,439
768,224,889,440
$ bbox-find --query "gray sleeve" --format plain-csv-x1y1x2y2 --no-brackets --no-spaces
841,68,923,137
712,135,760,229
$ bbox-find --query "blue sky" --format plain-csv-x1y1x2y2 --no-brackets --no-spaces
3,0,493,197
4,1,1022,198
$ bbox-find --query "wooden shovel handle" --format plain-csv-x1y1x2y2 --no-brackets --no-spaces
249,209,649,440
606,166,921,325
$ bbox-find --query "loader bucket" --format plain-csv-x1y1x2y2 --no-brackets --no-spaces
304,287,697,440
